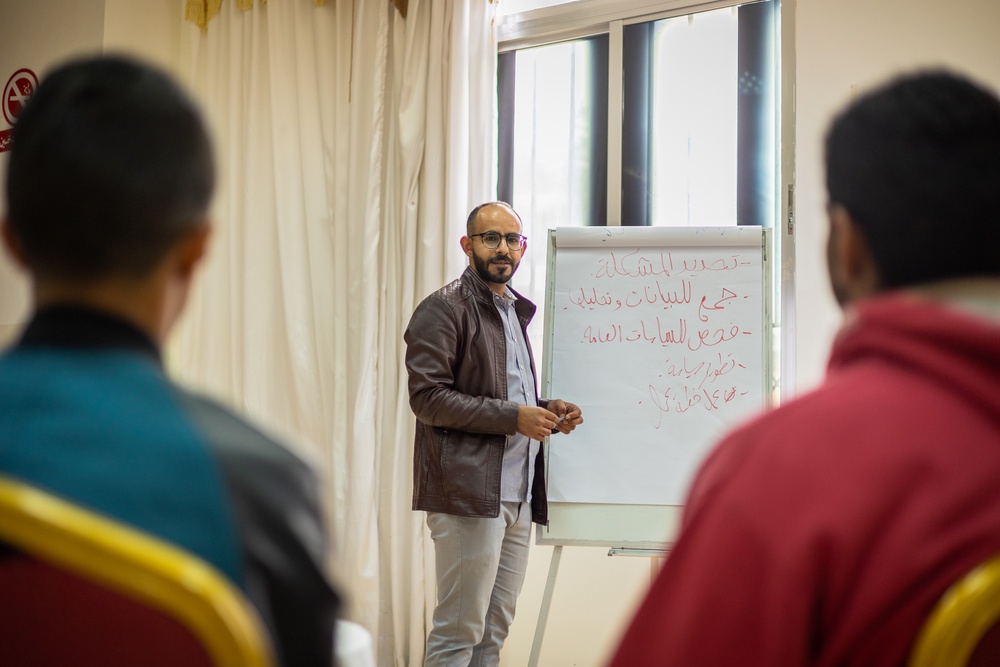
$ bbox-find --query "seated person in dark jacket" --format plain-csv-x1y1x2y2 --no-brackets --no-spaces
0,55,340,667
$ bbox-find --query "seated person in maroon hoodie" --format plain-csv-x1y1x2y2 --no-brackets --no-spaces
610,70,1000,667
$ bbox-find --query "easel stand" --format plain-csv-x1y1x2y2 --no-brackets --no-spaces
526,545,670,667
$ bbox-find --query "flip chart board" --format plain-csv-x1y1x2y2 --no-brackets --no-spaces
539,226,771,548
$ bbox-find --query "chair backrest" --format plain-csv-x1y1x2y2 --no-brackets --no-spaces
909,553,1000,667
0,475,275,667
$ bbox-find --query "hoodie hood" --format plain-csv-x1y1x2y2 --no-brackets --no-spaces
829,288,1000,426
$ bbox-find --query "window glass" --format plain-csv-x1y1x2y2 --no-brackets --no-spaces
501,35,608,356
649,9,738,226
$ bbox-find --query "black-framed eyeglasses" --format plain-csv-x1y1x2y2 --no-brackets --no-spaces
469,231,527,251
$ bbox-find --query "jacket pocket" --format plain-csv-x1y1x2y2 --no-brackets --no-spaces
439,430,498,501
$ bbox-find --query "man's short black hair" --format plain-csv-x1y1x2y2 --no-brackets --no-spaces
825,70,1000,288
466,201,521,235
5,55,215,281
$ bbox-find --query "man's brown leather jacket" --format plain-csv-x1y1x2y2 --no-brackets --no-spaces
404,266,548,524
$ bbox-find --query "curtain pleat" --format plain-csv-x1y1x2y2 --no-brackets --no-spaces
171,0,497,664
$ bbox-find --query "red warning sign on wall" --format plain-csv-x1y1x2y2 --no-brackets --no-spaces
1,68,38,153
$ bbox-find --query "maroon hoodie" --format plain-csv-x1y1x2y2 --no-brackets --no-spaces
610,289,1000,666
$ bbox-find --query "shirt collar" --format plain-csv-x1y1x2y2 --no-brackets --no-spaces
494,287,517,304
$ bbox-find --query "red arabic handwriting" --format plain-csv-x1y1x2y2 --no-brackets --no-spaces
580,318,748,352
582,318,686,347
567,279,692,311
594,249,743,279
646,383,750,429
697,287,738,322
663,352,747,390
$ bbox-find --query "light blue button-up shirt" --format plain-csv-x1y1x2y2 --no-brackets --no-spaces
494,289,539,503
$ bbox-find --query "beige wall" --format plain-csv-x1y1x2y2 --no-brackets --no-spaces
793,0,1000,392
0,0,106,346
0,0,180,349
501,543,654,665
103,0,182,77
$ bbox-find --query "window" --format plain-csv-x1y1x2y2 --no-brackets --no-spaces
498,0,780,359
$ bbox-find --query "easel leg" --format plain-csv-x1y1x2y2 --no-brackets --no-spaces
527,545,562,667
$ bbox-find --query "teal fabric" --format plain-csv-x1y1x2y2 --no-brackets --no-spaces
0,347,244,587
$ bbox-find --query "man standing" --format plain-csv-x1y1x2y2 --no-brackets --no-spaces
0,55,339,667
405,201,583,666
609,70,1000,666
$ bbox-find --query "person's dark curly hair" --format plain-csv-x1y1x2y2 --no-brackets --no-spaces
5,55,215,281
825,70,1000,288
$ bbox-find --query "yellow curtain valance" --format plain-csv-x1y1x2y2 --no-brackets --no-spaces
184,0,332,29
185,0,412,29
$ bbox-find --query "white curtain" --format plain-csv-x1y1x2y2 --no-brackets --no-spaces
169,1,497,664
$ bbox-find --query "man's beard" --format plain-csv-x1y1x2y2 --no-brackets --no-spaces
473,251,517,285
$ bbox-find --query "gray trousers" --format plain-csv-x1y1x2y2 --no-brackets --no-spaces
424,502,532,667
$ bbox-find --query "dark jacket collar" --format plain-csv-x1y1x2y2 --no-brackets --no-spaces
461,265,499,301
16,304,162,365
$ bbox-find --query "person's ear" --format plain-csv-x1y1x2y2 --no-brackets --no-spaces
1,219,28,269
460,235,473,257
159,221,211,341
827,204,879,304
173,222,212,280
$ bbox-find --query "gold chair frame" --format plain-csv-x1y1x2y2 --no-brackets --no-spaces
0,475,274,667
910,553,1000,667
